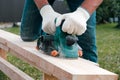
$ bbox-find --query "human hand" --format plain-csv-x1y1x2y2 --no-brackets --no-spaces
56,7,90,35
40,5,61,34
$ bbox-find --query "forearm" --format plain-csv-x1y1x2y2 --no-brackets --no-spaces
34,0,48,9
81,0,103,15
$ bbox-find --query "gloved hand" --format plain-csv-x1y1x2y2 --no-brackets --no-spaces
56,7,90,35
40,5,61,34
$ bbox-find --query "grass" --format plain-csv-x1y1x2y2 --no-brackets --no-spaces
0,23,120,80
97,23,120,80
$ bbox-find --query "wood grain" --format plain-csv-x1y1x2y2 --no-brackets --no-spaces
0,29,118,80
0,57,34,80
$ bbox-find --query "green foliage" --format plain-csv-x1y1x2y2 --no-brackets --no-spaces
97,0,120,23
0,71,10,80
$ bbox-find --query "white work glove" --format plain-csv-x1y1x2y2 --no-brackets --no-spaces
40,5,61,34
56,7,90,35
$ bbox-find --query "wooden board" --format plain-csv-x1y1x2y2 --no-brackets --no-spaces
0,57,34,80
0,29,118,80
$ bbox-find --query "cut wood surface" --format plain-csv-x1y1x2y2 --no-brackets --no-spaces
0,48,7,59
0,29,118,80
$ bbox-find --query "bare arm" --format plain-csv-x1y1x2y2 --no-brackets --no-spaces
34,0,49,9
81,0,103,15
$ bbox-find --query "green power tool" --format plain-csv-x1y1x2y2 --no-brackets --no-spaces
36,21,82,58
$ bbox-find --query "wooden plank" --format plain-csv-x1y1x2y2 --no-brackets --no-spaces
0,29,118,80
0,56,34,80
0,43,9,52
